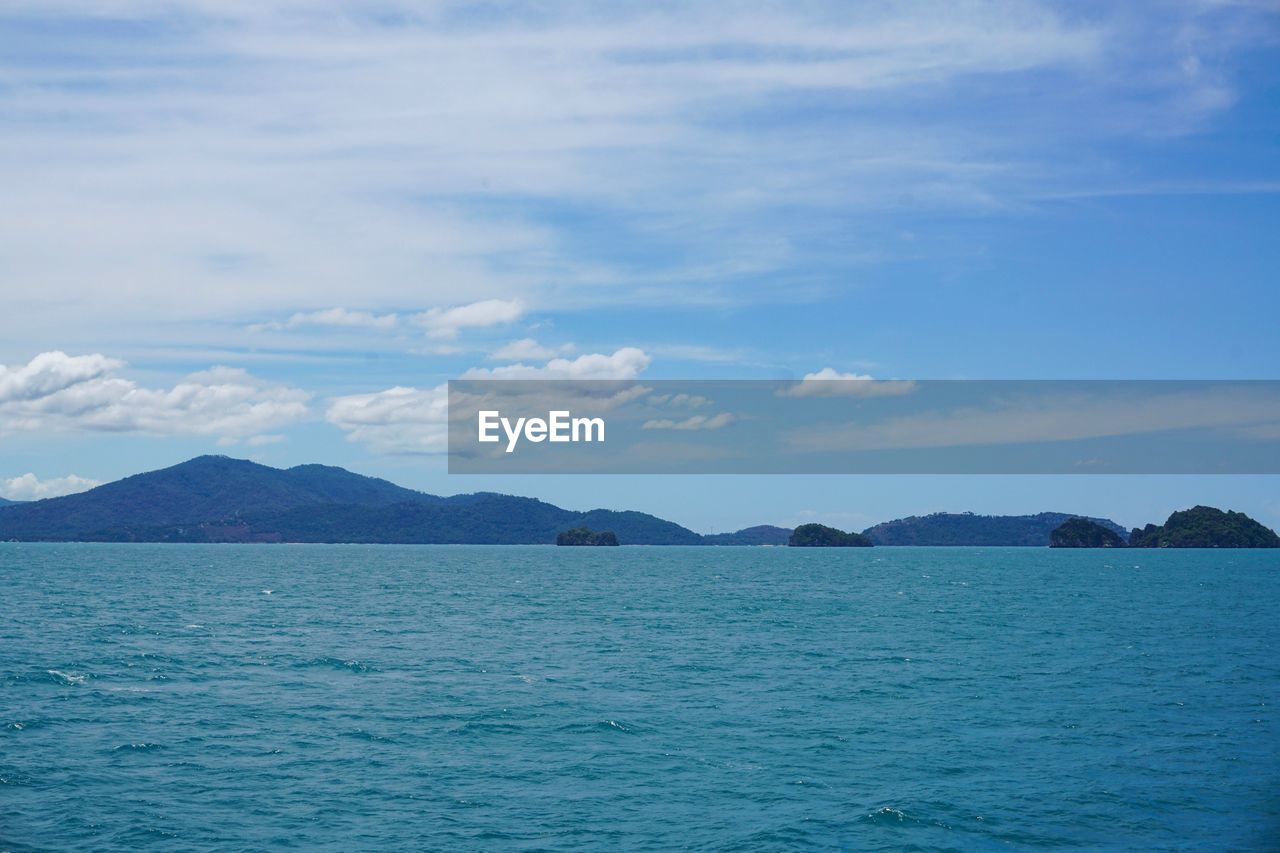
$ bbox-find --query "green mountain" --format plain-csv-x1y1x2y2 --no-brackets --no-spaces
1049,517,1127,548
862,511,1127,547
788,523,873,547
1128,506,1279,548
0,456,703,545
703,525,792,546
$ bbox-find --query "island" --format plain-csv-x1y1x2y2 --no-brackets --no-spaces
556,526,620,546
1128,505,1280,548
862,511,1128,546
1049,517,1127,548
788,523,873,547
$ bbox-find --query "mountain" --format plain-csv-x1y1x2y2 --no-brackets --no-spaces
0,497,17,506
789,523,873,547
0,456,426,541
703,525,792,546
1128,506,1280,548
1049,517,1127,548
0,456,703,545
862,512,1128,547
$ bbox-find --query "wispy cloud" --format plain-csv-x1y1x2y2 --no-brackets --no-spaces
490,338,575,361
778,369,918,398
1,0,1269,352
411,299,525,340
462,347,651,380
256,307,400,331
642,412,737,431
325,385,449,455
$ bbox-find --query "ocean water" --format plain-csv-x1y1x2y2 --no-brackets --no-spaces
1,544,1277,851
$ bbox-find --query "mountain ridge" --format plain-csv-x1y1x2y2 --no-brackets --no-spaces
0,456,1159,546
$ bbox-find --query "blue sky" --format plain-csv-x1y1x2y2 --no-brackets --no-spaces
1,0,1278,531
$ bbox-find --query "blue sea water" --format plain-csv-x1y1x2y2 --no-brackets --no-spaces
1,544,1278,851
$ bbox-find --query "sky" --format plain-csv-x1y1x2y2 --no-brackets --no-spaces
1,0,1279,532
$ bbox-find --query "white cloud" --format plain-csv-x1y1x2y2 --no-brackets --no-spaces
261,307,399,331
642,412,737,431
0,351,123,403
1,472,102,501
648,393,710,408
778,368,918,398
325,384,449,455
491,338,574,361
462,347,651,380
0,0,1266,353
412,299,525,340
0,352,310,439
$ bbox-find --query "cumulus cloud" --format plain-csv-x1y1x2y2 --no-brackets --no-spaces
778,368,918,398
412,299,525,340
462,347,651,380
0,351,123,403
490,338,574,361
642,412,737,431
0,352,310,439
1,473,102,501
325,385,449,455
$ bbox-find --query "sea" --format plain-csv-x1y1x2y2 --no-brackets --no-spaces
2,543,1277,851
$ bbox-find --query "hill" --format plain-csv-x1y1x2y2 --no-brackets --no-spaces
862,511,1127,547
0,456,703,545
1129,506,1279,548
0,456,426,541
703,525,792,546
1049,518,1127,548
789,523,872,547
0,497,17,506
556,527,619,546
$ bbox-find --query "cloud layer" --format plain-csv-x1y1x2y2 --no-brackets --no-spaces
2,0,1269,352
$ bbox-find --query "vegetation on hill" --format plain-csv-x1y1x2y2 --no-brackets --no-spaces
556,527,619,546
1128,506,1279,548
862,511,1127,547
1049,517,1127,548
0,457,703,544
572,509,702,545
4,457,1274,550
702,525,792,546
788,523,872,547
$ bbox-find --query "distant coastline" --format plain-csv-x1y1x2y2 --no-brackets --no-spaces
1,456,1276,548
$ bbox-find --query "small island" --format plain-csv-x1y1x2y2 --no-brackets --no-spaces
1049,517,1127,548
1128,506,1280,548
556,526,620,546
788,523,873,547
